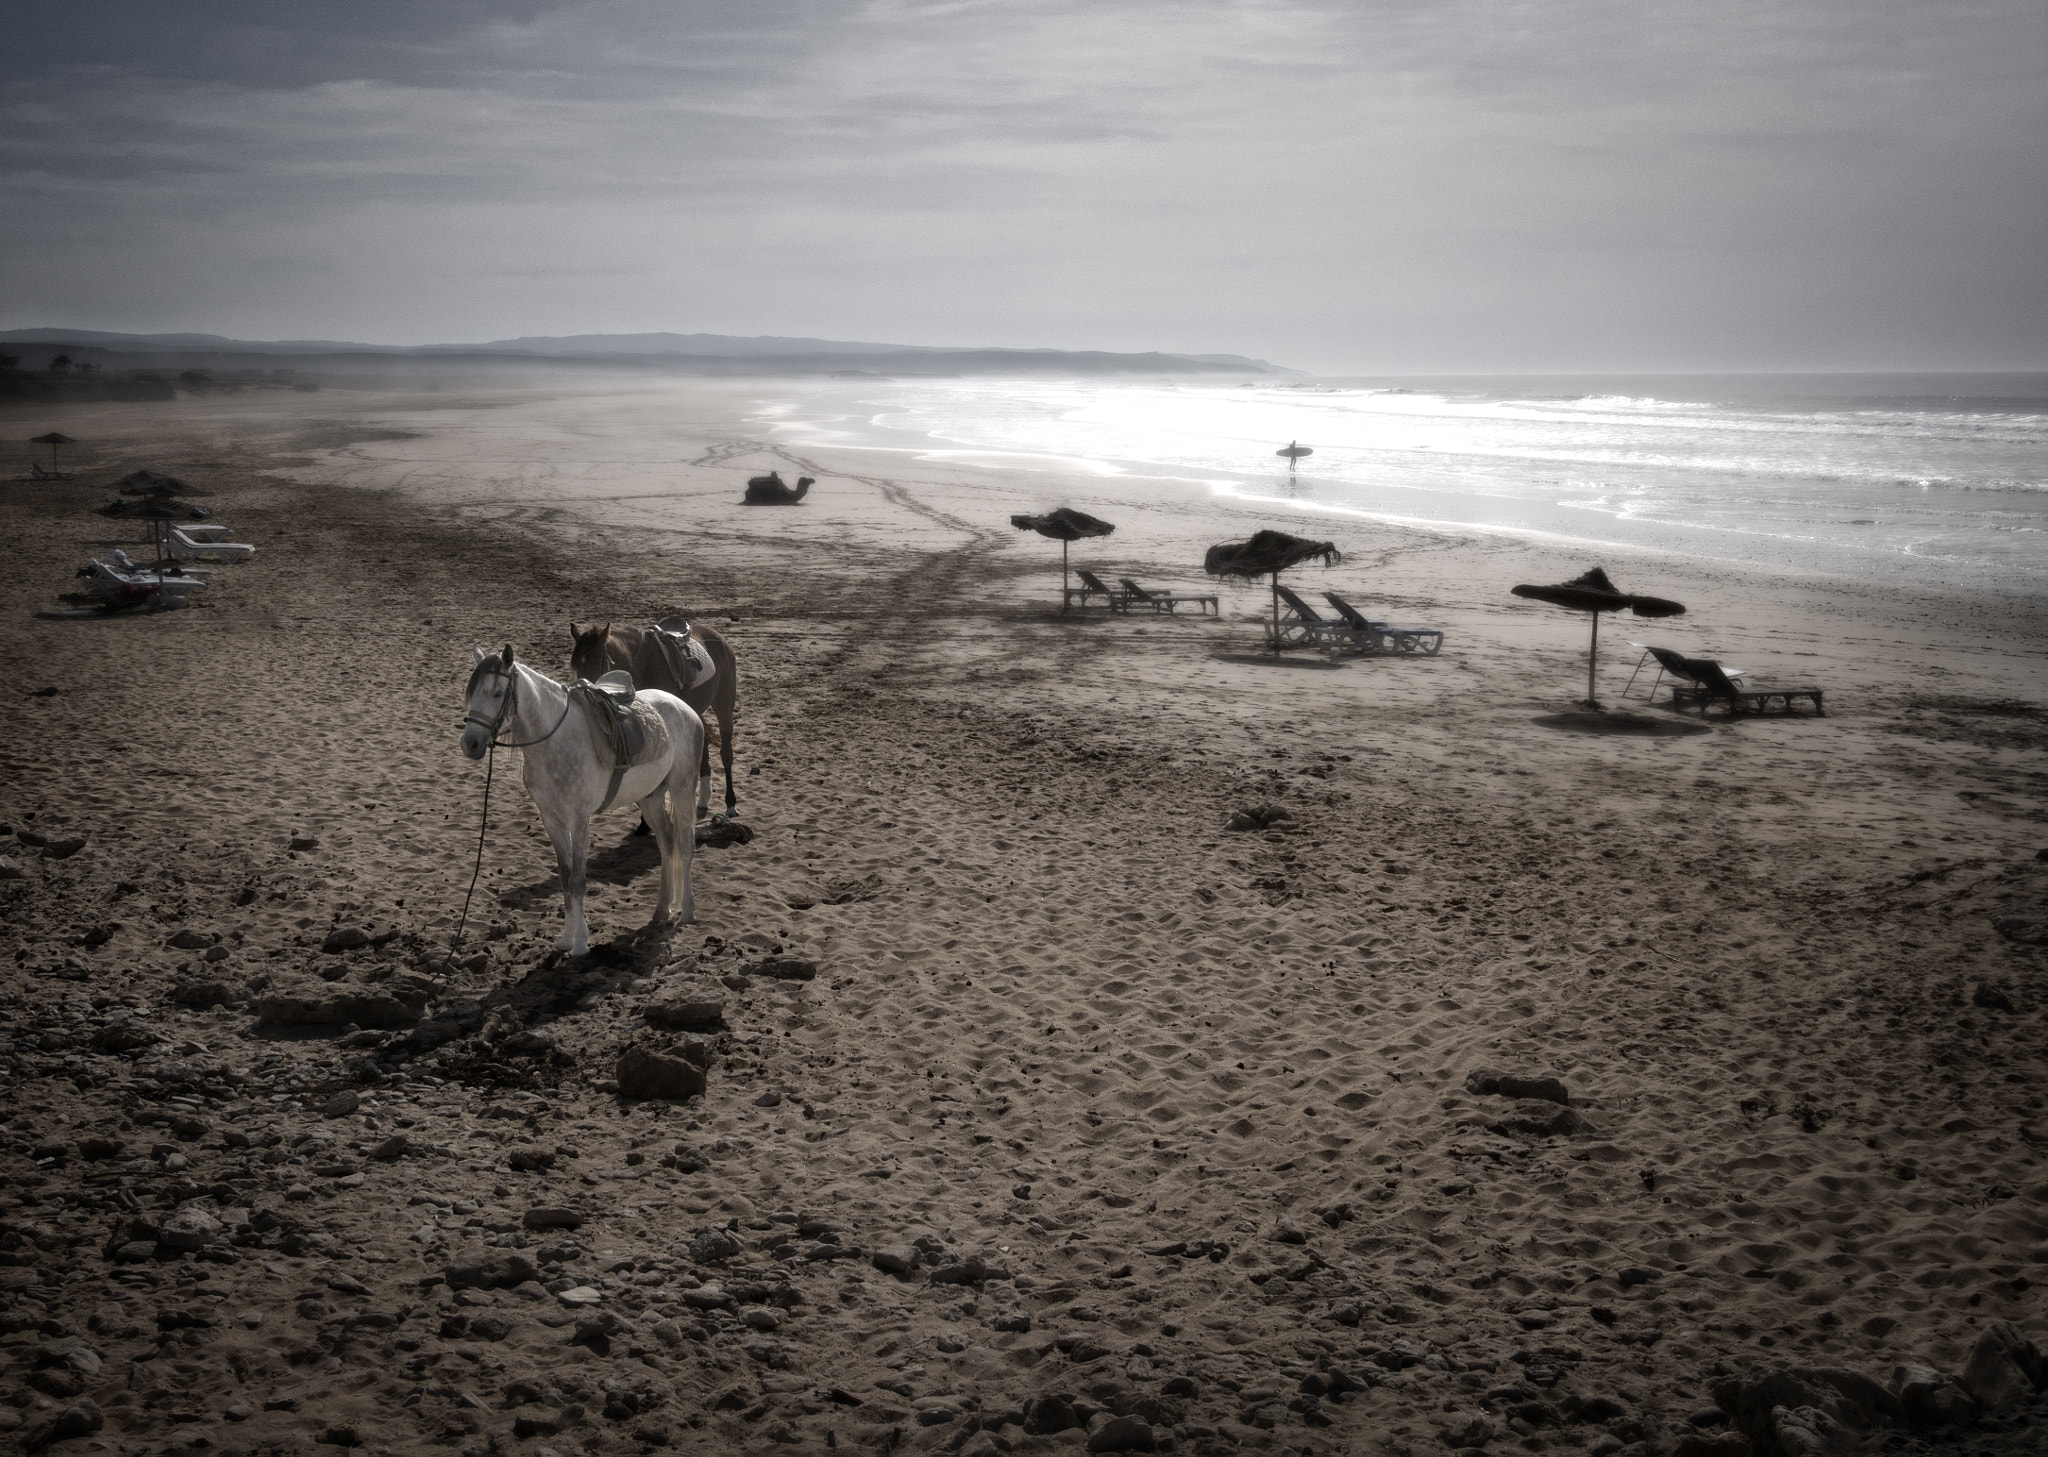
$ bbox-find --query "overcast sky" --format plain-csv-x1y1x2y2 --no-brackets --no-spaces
2,0,2042,372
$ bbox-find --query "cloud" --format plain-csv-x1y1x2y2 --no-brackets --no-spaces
1,0,2041,367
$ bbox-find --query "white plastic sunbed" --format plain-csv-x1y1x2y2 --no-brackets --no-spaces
161,524,255,563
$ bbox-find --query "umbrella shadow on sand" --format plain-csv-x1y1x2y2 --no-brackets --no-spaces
1532,711,1712,737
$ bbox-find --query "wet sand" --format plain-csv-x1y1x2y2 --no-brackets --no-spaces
1,381,2045,1456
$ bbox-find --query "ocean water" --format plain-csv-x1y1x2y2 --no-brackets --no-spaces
770,373,2048,595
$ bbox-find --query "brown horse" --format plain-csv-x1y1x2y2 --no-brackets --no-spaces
570,618,739,818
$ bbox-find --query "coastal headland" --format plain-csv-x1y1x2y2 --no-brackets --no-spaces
1,381,2044,1455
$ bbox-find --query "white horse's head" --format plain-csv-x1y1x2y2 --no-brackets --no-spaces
461,645,515,760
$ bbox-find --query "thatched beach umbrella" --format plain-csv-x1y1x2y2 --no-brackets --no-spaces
1010,507,1115,610
1203,528,1342,651
31,432,75,473
97,470,210,521
1511,566,1685,708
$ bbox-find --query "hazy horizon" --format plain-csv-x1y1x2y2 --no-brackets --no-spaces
4,2,2043,375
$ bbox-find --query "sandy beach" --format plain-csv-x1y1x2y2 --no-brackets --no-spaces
2,380,2045,1457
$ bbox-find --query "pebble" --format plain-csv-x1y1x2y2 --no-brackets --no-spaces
323,1090,361,1119
257,984,422,1029
615,1044,707,1101
444,1253,540,1290
687,1228,742,1264
641,983,726,1029
1464,1067,1572,1105
754,1090,783,1108
1086,1415,1154,1453
159,1208,221,1252
872,1245,919,1275
171,979,235,1008
523,1206,585,1230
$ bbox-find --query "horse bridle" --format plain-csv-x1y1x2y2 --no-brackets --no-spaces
465,657,572,748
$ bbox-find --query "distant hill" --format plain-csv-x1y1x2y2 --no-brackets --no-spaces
0,328,1284,376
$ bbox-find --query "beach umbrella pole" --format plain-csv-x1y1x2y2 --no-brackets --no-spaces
1271,574,1280,653
1587,611,1600,707
1062,539,1070,614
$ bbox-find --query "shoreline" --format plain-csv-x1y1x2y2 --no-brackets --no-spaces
756,375,2048,600
1,382,2044,1456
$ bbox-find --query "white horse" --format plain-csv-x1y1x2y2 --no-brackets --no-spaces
460,645,703,956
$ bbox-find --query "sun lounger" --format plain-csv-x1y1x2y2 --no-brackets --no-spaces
1630,643,1742,701
1651,648,1823,715
1323,591,1444,655
162,524,255,563
1067,568,1129,610
83,557,208,605
1270,583,1359,650
1117,578,1219,616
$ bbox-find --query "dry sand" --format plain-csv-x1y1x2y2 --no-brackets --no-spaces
1,381,2045,1457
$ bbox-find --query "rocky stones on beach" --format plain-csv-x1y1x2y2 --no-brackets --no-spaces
1225,803,1297,833
20,1399,103,1453
872,1244,919,1275
641,982,726,1028
256,982,423,1029
1971,981,2018,1012
930,1252,1008,1285
444,1253,539,1290
171,977,236,1007
695,818,754,848
687,1227,743,1264
1960,1320,2045,1413
1085,1414,1155,1452
616,1043,708,1101
1711,1364,1909,1452
1890,1361,1979,1425
320,925,370,952
1992,915,2048,946
1465,1066,1572,1104
522,1206,584,1230
158,1206,221,1252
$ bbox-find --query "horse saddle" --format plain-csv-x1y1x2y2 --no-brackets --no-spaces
650,620,715,692
572,671,668,812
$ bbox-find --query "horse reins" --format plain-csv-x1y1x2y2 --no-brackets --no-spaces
445,657,572,971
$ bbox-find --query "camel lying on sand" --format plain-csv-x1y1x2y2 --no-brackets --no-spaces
743,471,813,505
